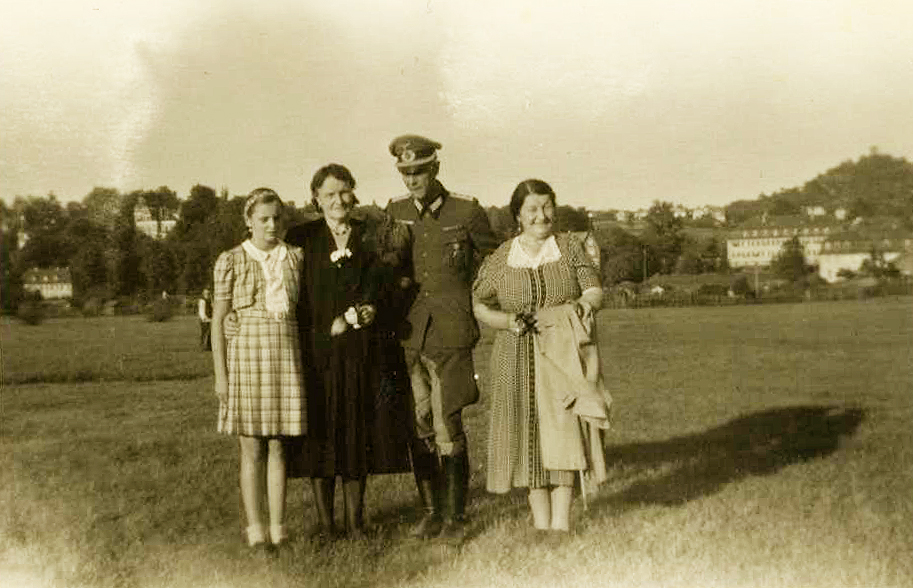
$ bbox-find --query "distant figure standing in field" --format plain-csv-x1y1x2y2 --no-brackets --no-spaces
198,288,212,351
285,164,412,539
385,135,498,543
472,179,611,533
211,188,307,554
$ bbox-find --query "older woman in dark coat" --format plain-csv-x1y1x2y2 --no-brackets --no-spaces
285,164,412,539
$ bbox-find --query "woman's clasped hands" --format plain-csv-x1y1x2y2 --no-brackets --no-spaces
330,303,377,336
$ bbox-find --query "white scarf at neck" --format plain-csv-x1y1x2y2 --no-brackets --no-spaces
242,240,289,313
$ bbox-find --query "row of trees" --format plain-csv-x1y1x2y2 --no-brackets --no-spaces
1,187,729,313
1,185,252,312
593,202,727,284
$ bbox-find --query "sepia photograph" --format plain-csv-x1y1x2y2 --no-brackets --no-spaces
2,1,912,587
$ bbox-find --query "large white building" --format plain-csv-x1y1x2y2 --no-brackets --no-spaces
817,229,913,282
726,216,835,269
727,216,913,282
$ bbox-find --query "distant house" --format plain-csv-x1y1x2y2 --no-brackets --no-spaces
134,196,177,239
22,267,73,299
817,229,912,282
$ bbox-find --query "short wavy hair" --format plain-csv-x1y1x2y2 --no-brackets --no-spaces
509,179,557,221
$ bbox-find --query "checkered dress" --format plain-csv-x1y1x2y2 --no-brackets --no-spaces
473,234,601,492
214,244,307,437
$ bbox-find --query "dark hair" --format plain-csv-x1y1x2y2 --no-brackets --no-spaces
244,187,284,219
509,179,557,220
310,163,359,210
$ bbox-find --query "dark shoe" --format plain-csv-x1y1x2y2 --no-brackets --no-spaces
250,542,278,559
410,509,443,539
436,518,467,546
345,526,369,541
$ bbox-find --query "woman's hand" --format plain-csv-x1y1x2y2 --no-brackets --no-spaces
573,299,592,320
215,379,228,403
510,312,538,335
356,304,376,327
330,315,348,336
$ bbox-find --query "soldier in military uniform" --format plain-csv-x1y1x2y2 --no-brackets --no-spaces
386,134,498,542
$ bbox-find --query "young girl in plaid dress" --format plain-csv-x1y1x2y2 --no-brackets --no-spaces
211,188,307,553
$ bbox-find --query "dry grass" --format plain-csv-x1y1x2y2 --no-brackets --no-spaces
2,298,912,587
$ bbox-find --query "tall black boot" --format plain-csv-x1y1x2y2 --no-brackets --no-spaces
342,477,367,538
310,477,336,539
409,443,443,539
438,453,468,544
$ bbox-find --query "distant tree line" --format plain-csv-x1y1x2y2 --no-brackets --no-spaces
725,150,913,227
1,185,263,312
4,148,911,313
1,187,731,313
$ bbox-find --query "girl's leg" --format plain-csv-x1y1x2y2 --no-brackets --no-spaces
266,438,287,544
528,488,551,530
550,485,573,532
239,436,267,545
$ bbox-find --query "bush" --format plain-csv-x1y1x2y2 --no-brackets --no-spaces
82,297,104,317
147,298,174,322
16,301,45,325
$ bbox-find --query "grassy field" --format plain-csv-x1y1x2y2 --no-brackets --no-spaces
2,298,912,588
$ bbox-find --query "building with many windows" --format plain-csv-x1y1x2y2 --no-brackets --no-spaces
22,267,73,299
728,215,913,282
817,229,913,282
726,216,835,269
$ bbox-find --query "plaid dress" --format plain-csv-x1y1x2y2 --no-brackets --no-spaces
214,243,307,437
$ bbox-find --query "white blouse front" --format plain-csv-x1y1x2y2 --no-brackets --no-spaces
506,235,562,269
242,239,290,314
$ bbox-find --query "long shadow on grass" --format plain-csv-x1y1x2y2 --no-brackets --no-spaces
593,404,864,509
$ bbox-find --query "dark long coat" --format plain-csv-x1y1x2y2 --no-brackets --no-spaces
285,218,412,477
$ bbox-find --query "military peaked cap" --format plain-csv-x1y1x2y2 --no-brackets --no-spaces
389,134,442,170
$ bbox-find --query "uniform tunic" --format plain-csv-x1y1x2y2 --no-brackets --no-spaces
214,242,307,437
386,184,498,415
472,234,601,492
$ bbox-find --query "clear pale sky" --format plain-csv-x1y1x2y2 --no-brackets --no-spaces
2,0,912,211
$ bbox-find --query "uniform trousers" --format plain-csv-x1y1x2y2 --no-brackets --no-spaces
403,346,474,457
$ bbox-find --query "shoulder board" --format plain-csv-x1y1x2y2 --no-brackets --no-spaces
447,192,476,203
389,194,412,204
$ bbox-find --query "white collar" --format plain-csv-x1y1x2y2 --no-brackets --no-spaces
242,239,287,263
507,235,561,268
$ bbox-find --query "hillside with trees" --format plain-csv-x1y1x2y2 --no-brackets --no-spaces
725,149,913,228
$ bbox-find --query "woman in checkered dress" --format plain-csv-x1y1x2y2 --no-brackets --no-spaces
472,179,605,533
211,188,306,552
